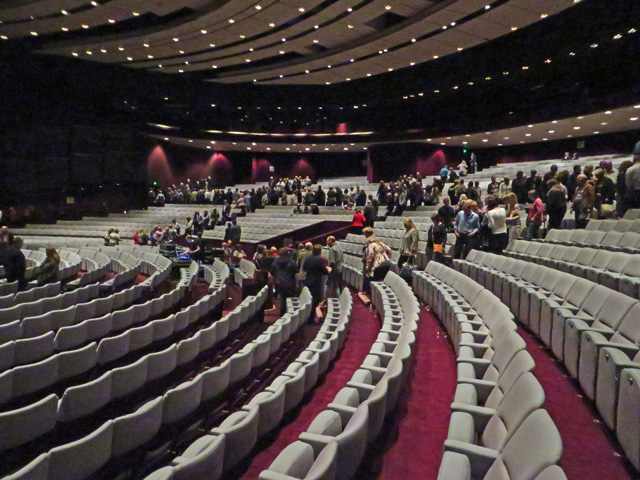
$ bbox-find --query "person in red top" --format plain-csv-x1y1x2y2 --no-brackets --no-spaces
526,190,545,240
352,208,366,234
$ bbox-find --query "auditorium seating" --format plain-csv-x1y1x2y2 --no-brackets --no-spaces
257,272,418,480
141,288,353,480
451,252,640,472
413,263,567,480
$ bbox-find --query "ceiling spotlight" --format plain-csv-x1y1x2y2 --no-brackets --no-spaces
100,49,106,53
485,5,490,9
132,12,139,16
632,117,639,121
108,19,115,23
569,52,576,56
574,126,581,130
299,7,305,11
511,26,517,31
541,13,548,18
118,47,124,51
61,27,69,31
30,31,38,36
348,7,352,12
61,9,68,15
451,22,456,26
148,55,153,58
629,28,637,33
255,5,262,9
72,52,78,56
279,50,285,54
314,25,319,29
605,111,612,114
545,59,552,63
210,44,215,47
201,29,207,34
91,1,98,6
143,44,149,47
229,19,235,23
313,39,319,43
522,66,529,69
411,38,416,43
614,33,622,39
282,38,286,41
385,5,392,9
590,43,598,48
127,57,133,61
348,25,354,28
433,55,439,59
269,22,275,27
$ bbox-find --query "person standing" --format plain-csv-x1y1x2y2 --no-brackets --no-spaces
351,208,366,233
453,200,480,259
363,199,376,228
438,197,455,232
1,237,27,290
326,236,343,298
572,174,594,229
484,199,508,254
303,245,329,323
271,248,298,314
545,180,567,230
362,227,392,293
427,214,447,263
399,219,419,268
526,191,545,240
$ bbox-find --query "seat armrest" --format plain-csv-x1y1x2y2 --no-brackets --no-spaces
327,403,357,425
443,439,499,479
259,471,301,480
458,343,491,358
456,379,497,404
450,403,495,431
299,432,334,457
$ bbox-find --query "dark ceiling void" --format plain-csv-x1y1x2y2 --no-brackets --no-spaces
365,12,407,31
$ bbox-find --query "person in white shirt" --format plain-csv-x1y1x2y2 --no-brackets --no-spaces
483,198,508,254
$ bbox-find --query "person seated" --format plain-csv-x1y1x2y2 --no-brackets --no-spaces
37,247,60,285
109,229,121,246
233,245,247,258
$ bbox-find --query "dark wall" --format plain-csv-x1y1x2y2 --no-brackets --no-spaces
0,123,148,212
146,140,367,187
368,143,463,182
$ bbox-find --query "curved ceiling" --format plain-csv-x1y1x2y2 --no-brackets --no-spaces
0,0,579,84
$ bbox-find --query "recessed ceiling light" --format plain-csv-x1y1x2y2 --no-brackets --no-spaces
601,122,607,125
72,52,78,56
574,126,580,129
545,59,552,63
212,65,217,68
346,78,351,81
348,25,354,28
457,47,463,51
179,50,184,54
299,7,305,11
541,13,548,18
61,27,69,31
511,26,517,31
158,64,163,68
485,76,491,80
591,43,598,48
255,5,262,9
249,48,253,51
433,55,439,59
201,29,207,34
30,31,38,36
229,19,235,23
210,44,215,47
482,139,488,142
552,120,558,123
132,12,139,16
631,117,639,121
485,5,490,9
410,62,415,66
548,130,555,133
605,111,612,114
348,7,352,12
569,52,576,56
522,66,529,70
143,44,149,47
100,49,106,53
388,68,393,71
148,55,153,58
629,28,637,34
385,5,392,9
61,9,68,15
314,25,319,29
614,33,622,39
282,38,286,42
367,73,372,76
269,22,275,27
127,57,133,61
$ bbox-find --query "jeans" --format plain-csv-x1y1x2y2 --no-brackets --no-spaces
453,234,479,259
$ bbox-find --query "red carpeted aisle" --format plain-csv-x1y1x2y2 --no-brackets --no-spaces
517,327,635,479
237,291,380,480
353,307,457,480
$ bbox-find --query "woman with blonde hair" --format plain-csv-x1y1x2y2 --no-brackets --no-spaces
502,193,522,240
362,227,392,293
37,247,60,285
399,218,419,268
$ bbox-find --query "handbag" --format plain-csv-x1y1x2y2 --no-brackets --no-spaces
399,256,416,279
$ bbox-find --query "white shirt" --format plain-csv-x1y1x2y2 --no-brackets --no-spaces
485,208,508,234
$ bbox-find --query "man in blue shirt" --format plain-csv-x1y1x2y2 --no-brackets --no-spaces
454,200,480,259
440,166,450,182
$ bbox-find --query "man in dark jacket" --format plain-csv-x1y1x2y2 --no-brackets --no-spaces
363,199,376,227
316,186,326,206
1,237,26,290
271,248,298,314
303,244,329,323
228,220,242,243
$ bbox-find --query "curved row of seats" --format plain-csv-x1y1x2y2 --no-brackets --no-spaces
257,272,418,480
453,251,640,471
0,286,188,386
0,277,258,480
0,282,62,310
542,228,640,253
586,218,640,232
0,283,153,367
413,263,567,480
505,240,640,299
0,282,105,330
142,288,354,480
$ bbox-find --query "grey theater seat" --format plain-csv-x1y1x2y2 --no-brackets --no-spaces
259,441,338,480
440,409,562,480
